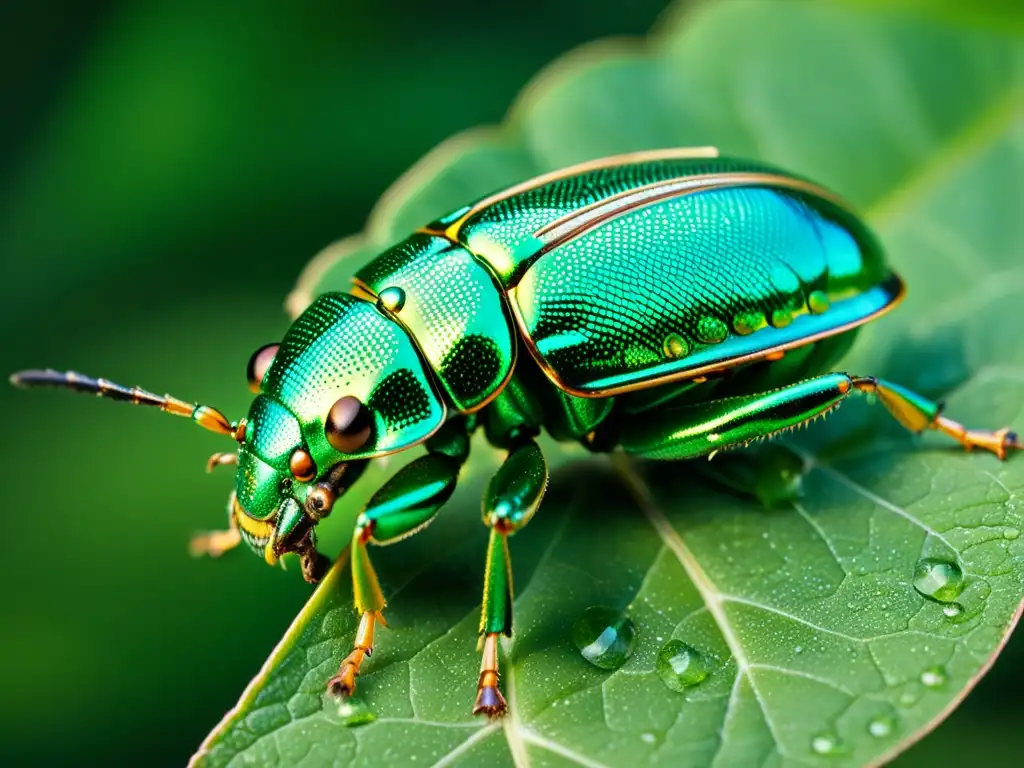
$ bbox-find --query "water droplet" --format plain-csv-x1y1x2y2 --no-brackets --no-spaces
656,640,714,692
733,310,766,336
376,286,406,313
1003,527,1020,540
808,290,831,314
663,334,689,359
641,732,657,745
337,697,376,727
771,308,794,328
868,715,896,738
920,666,947,688
811,732,840,755
913,558,965,603
794,645,803,654
572,607,636,670
696,316,728,344
943,603,963,618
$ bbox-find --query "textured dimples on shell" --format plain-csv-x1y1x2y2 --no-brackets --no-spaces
11,147,1022,722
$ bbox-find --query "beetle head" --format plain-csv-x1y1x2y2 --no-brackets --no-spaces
10,291,443,584
231,291,446,576
230,391,367,576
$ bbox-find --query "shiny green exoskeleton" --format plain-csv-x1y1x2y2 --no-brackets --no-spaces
12,147,1021,717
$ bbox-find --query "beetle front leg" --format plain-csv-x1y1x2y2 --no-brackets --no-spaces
189,493,242,558
474,439,548,717
327,420,470,700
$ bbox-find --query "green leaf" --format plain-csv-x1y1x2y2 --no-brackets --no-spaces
194,2,1024,765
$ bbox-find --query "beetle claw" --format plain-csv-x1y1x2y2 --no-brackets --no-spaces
472,678,507,718
327,658,360,698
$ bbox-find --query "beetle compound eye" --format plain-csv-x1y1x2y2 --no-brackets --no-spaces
246,343,280,393
325,396,373,454
289,447,317,482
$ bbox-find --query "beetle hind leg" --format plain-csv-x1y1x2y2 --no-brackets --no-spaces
620,372,856,461
852,376,1022,459
618,372,1022,465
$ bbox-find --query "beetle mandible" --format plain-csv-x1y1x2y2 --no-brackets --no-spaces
12,147,1021,716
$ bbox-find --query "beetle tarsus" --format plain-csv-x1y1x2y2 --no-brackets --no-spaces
932,417,1022,460
326,654,363,698
327,611,379,699
472,632,507,717
472,674,507,718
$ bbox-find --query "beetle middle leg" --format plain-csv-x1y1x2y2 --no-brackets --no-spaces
474,438,548,717
327,420,469,700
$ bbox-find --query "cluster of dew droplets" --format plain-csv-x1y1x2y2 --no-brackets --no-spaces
571,607,721,698
568,551,963,761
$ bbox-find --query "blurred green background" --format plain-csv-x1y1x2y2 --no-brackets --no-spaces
0,1,1020,765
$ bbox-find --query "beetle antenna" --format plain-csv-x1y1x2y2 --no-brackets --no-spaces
9,368,244,442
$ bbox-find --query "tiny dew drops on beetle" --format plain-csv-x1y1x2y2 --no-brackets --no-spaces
11,146,1022,718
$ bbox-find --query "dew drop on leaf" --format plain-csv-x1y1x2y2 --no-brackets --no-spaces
641,732,657,745
868,715,896,738
336,697,376,727
811,732,841,755
912,558,965,603
1003,527,1020,540
572,606,636,670
943,603,963,618
920,666,947,688
656,640,714,692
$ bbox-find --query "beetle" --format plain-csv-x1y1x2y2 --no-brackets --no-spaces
12,146,1020,717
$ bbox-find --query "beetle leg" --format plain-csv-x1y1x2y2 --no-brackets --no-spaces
326,442,465,700
189,494,242,558
474,439,549,717
205,452,237,472
619,372,1022,463
851,376,1022,459
620,372,855,460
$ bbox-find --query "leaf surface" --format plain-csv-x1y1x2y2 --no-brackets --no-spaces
194,2,1024,766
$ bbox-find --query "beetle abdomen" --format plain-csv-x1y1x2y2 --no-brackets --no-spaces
510,181,901,397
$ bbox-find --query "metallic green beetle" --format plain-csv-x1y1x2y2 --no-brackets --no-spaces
12,147,1021,717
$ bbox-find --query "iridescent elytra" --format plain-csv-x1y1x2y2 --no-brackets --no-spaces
11,147,1020,716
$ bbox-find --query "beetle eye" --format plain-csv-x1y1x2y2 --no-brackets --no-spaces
289,447,317,483
246,343,280,393
325,396,373,454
